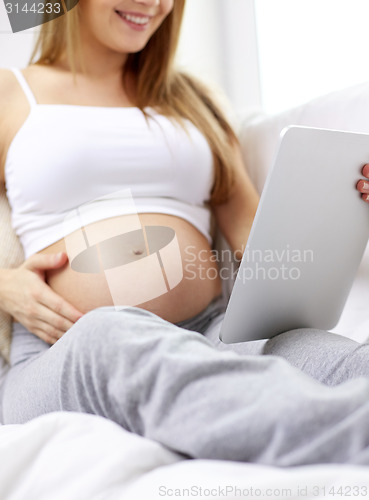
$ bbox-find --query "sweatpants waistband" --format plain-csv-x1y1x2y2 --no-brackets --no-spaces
174,294,226,334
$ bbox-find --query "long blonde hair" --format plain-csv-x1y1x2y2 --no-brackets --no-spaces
30,0,239,206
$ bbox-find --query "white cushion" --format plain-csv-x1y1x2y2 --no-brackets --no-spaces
240,81,369,194
0,186,24,365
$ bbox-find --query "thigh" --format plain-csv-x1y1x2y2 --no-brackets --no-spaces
262,328,369,385
204,317,369,386
1,325,62,424
203,313,268,356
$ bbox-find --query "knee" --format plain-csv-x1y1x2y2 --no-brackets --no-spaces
76,305,161,327
61,306,133,351
63,305,164,351
55,308,133,384
74,306,118,329
263,328,325,355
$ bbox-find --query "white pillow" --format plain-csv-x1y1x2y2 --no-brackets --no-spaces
0,186,24,365
240,81,369,194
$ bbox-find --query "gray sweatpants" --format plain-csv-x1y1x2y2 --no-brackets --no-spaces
2,294,369,466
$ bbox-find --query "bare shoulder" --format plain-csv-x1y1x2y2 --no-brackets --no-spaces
0,66,44,184
22,63,79,104
22,62,56,81
0,68,18,109
0,64,66,185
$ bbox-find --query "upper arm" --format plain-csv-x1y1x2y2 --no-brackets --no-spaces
0,69,18,185
212,142,260,260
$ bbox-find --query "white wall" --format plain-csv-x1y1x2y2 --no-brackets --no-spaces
176,0,261,115
0,1,36,68
256,0,369,113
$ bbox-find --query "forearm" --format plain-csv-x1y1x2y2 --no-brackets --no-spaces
213,150,260,263
228,218,254,262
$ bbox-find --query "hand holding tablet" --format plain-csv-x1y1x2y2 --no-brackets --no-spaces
220,126,369,344
356,163,369,201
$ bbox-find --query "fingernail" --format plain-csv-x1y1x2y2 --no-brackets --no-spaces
364,182,369,190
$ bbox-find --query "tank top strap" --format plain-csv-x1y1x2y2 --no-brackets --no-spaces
10,67,37,108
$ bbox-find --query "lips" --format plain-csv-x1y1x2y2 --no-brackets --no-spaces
115,10,151,27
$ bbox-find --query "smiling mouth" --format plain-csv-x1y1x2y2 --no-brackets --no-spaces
115,11,151,26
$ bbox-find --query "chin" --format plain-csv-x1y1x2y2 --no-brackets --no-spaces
114,40,151,55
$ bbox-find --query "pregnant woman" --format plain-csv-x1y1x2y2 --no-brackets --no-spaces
2,0,369,466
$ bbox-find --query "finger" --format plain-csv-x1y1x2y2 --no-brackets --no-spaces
362,164,369,178
29,319,65,342
30,327,58,345
32,317,66,341
35,303,75,333
356,179,369,193
39,286,84,323
361,193,369,203
24,252,68,272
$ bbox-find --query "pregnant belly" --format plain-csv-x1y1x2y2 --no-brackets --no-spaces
41,213,222,323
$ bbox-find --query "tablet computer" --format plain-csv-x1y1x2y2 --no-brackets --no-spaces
219,126,369,344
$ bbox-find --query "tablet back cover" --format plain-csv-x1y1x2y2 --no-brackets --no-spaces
220,126,369,343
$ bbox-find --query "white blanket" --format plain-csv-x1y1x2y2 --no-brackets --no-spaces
0,411,368,500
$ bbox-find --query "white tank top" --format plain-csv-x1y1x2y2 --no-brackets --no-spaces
5,67,215,259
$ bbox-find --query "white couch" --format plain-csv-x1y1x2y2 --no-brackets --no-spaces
1,82,369,498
